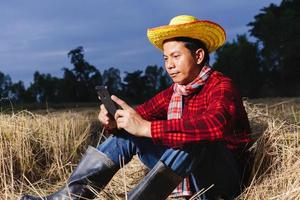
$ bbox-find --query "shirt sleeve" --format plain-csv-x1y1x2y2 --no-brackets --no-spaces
135,86,173,121
151,78,239,149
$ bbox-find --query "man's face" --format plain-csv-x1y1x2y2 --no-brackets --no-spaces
163,41,203,85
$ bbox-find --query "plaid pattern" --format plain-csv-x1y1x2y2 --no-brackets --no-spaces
168,66,212,197
168,66,212,120
135,70,252,197
170,178,192,197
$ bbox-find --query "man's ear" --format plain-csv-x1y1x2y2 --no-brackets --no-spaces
195,48,205,65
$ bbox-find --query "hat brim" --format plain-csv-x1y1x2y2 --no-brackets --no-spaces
147,20,226,53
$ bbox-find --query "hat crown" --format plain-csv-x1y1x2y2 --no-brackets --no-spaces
147,15,226,53
169,15,198,25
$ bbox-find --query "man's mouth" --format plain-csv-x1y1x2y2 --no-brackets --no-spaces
170,72,179,77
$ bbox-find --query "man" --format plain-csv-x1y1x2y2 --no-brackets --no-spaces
22,15,251,200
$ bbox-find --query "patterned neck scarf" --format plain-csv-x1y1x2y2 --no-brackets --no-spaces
168,65,213,198
168,65,213,120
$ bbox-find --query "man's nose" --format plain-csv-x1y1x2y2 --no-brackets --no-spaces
166,59,175,69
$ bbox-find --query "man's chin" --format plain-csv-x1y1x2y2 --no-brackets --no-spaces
173,79,187,85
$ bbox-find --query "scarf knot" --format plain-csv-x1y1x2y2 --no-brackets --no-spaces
168,66,212,120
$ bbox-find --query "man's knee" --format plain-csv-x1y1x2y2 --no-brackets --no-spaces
159,143,208,177
97,133,136,165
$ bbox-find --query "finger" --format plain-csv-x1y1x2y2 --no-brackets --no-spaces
99,114,109,125
116,117,127,129
100,104,108,114
111,95,132,110
116,118,124,129
99,108,111,122
114,109,127,120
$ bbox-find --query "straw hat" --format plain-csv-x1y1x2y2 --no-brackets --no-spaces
147,15,226,53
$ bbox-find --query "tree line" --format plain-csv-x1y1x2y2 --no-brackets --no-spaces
215,0,300,97
0,46,171,105
0,0,299,106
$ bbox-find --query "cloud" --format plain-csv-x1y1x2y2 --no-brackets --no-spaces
0,0,281,86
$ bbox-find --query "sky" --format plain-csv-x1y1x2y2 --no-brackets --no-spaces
0,0,281,87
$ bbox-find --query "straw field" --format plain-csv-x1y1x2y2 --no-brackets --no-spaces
0,98,299,200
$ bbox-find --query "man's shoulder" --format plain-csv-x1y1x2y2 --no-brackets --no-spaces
207,70,234,87
206,70,243,100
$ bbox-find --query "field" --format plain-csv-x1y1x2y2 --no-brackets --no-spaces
0,98,299,199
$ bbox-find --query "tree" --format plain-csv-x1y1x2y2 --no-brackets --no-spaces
144,65,172,99
102,67,122,96
123,70,146,104
213,35,263,97
9,81,34,103
248,0,300,96
0,71,12,99
158,68,172,92
65,46,102,102
61,68,77,102
28,71,63,103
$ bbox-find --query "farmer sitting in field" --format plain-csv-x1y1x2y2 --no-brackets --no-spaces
22,15,252,200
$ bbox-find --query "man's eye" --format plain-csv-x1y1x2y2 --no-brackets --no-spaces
173,55,180,58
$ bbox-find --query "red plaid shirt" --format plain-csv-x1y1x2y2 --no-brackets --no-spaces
136,71,251,150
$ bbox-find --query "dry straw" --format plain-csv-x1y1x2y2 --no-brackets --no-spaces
0,98,299,199
236,100,300,200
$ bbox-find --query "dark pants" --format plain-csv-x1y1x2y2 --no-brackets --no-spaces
97,132,243,199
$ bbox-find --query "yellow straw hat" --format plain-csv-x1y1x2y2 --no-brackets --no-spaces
147,15,226,53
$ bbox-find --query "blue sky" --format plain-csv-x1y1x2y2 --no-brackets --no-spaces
0,0,281,86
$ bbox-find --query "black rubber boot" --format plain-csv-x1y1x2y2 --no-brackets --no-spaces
21,146,118,200
127,160,182,200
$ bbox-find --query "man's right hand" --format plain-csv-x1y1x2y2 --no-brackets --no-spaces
98,104,117,130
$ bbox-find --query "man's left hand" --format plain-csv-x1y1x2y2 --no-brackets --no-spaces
112,95,151,138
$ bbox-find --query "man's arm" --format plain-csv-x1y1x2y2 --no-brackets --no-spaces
99,86,172,133
111,89,171,138
150,78,250,149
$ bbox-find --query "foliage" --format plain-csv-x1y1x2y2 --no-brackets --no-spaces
0,71,12,98
123,65,171,104
144,65,172,98
27,71,63,103
213,35,263,98
10,81,35,103
123,70,146,104
248,0,300,96
0,46,171,105
102,67,122,96
65,46,102,102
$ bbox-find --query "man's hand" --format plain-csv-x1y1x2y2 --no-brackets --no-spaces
112,95,151,138
98,104,117,130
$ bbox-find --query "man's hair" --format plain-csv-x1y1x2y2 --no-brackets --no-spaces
163,37,210,66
